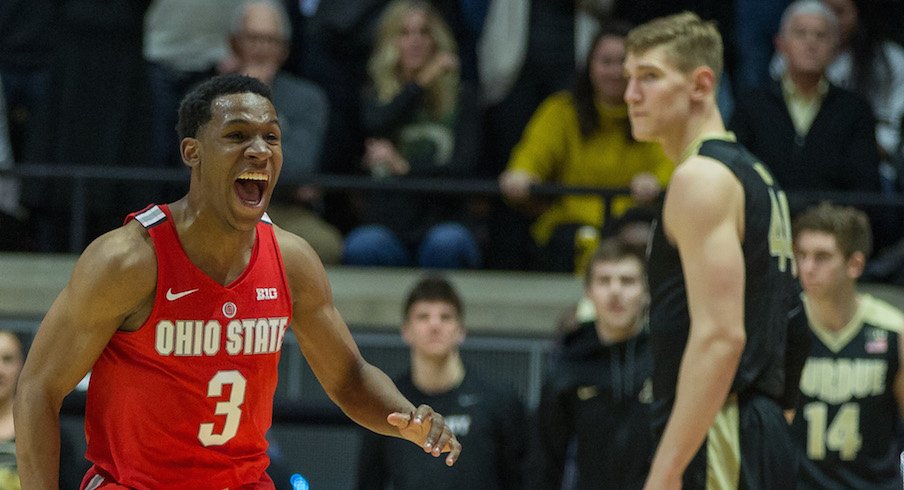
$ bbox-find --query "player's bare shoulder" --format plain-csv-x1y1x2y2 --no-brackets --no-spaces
73,220,158,313
663,155,744,239
272,225,332,303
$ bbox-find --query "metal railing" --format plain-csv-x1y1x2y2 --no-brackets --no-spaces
2,163,633,252
5,162,904,252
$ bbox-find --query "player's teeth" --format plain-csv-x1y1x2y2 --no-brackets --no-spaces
237,172,268,181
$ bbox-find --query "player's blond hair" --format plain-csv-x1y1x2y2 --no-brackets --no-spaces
625,11,723,78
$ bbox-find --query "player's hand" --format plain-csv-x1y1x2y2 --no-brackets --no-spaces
388,404,461,466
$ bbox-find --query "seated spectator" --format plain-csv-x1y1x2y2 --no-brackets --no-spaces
356,275,526,489
225,0,343,264
772,0,904,190
824,0,904,174
0,329,82,488
498,23,671,272
343,0,482,269
0,330,21,487
731,1,887,245
528,238,653,489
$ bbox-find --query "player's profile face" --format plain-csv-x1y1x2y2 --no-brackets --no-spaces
402,300,464,359
794,230,852,296
194,93,282,230
585,258,648,333
623,46,692,142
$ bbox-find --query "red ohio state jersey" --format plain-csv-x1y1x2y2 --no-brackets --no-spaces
83,204,292,489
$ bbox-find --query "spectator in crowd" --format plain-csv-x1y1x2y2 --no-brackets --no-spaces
356,275,525,489
770,0,904,191
0,329,81,488
224,0,343,264
790,202,904,489
499,23,671,272
0,330,23,488
821,0,904,175
731,1,885,243
528,238,653,489
342,0,482,268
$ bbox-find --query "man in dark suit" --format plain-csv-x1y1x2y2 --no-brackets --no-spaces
730,1,885,243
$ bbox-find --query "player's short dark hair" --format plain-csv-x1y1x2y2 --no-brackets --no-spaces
176,74,273,140
403,275,464,321
793,201,873,259
583,238,647,286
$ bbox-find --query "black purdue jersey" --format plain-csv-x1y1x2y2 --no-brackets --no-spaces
647,136,798,435
792,294,903,490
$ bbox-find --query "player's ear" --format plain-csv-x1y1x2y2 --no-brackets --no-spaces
847,251,866,280
181,137,201,168
689,66,716,101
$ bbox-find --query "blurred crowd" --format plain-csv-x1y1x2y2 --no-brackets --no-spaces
1,0,904,278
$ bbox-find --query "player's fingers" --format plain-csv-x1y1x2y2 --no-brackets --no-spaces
432,423,454,456
443,433,462,466
415,406,444,452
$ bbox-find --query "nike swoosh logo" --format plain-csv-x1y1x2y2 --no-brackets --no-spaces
166,288,199,301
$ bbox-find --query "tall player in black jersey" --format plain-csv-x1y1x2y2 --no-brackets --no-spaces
624,12,800,490
792,202,904,489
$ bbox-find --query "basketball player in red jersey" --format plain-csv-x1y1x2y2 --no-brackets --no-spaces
13,74,462,489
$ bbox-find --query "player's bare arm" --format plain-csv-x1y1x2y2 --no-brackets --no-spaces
14,221,157,488
275,228,461,464
645,156,746,488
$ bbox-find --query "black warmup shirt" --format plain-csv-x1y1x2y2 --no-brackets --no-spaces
356,369,525,490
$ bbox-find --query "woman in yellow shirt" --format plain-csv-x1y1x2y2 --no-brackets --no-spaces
499,22,672,272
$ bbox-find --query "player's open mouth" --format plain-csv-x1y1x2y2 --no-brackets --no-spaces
235,171,268,206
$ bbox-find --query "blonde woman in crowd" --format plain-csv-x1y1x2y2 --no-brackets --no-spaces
343,0,482,269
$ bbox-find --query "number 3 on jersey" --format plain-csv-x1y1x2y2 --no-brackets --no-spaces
198,370,246,447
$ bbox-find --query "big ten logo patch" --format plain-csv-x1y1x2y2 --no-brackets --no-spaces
257,288,278,300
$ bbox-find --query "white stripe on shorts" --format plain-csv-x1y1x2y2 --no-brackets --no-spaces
83,474,105,490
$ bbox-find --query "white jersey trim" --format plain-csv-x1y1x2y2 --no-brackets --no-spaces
135,205,166,228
